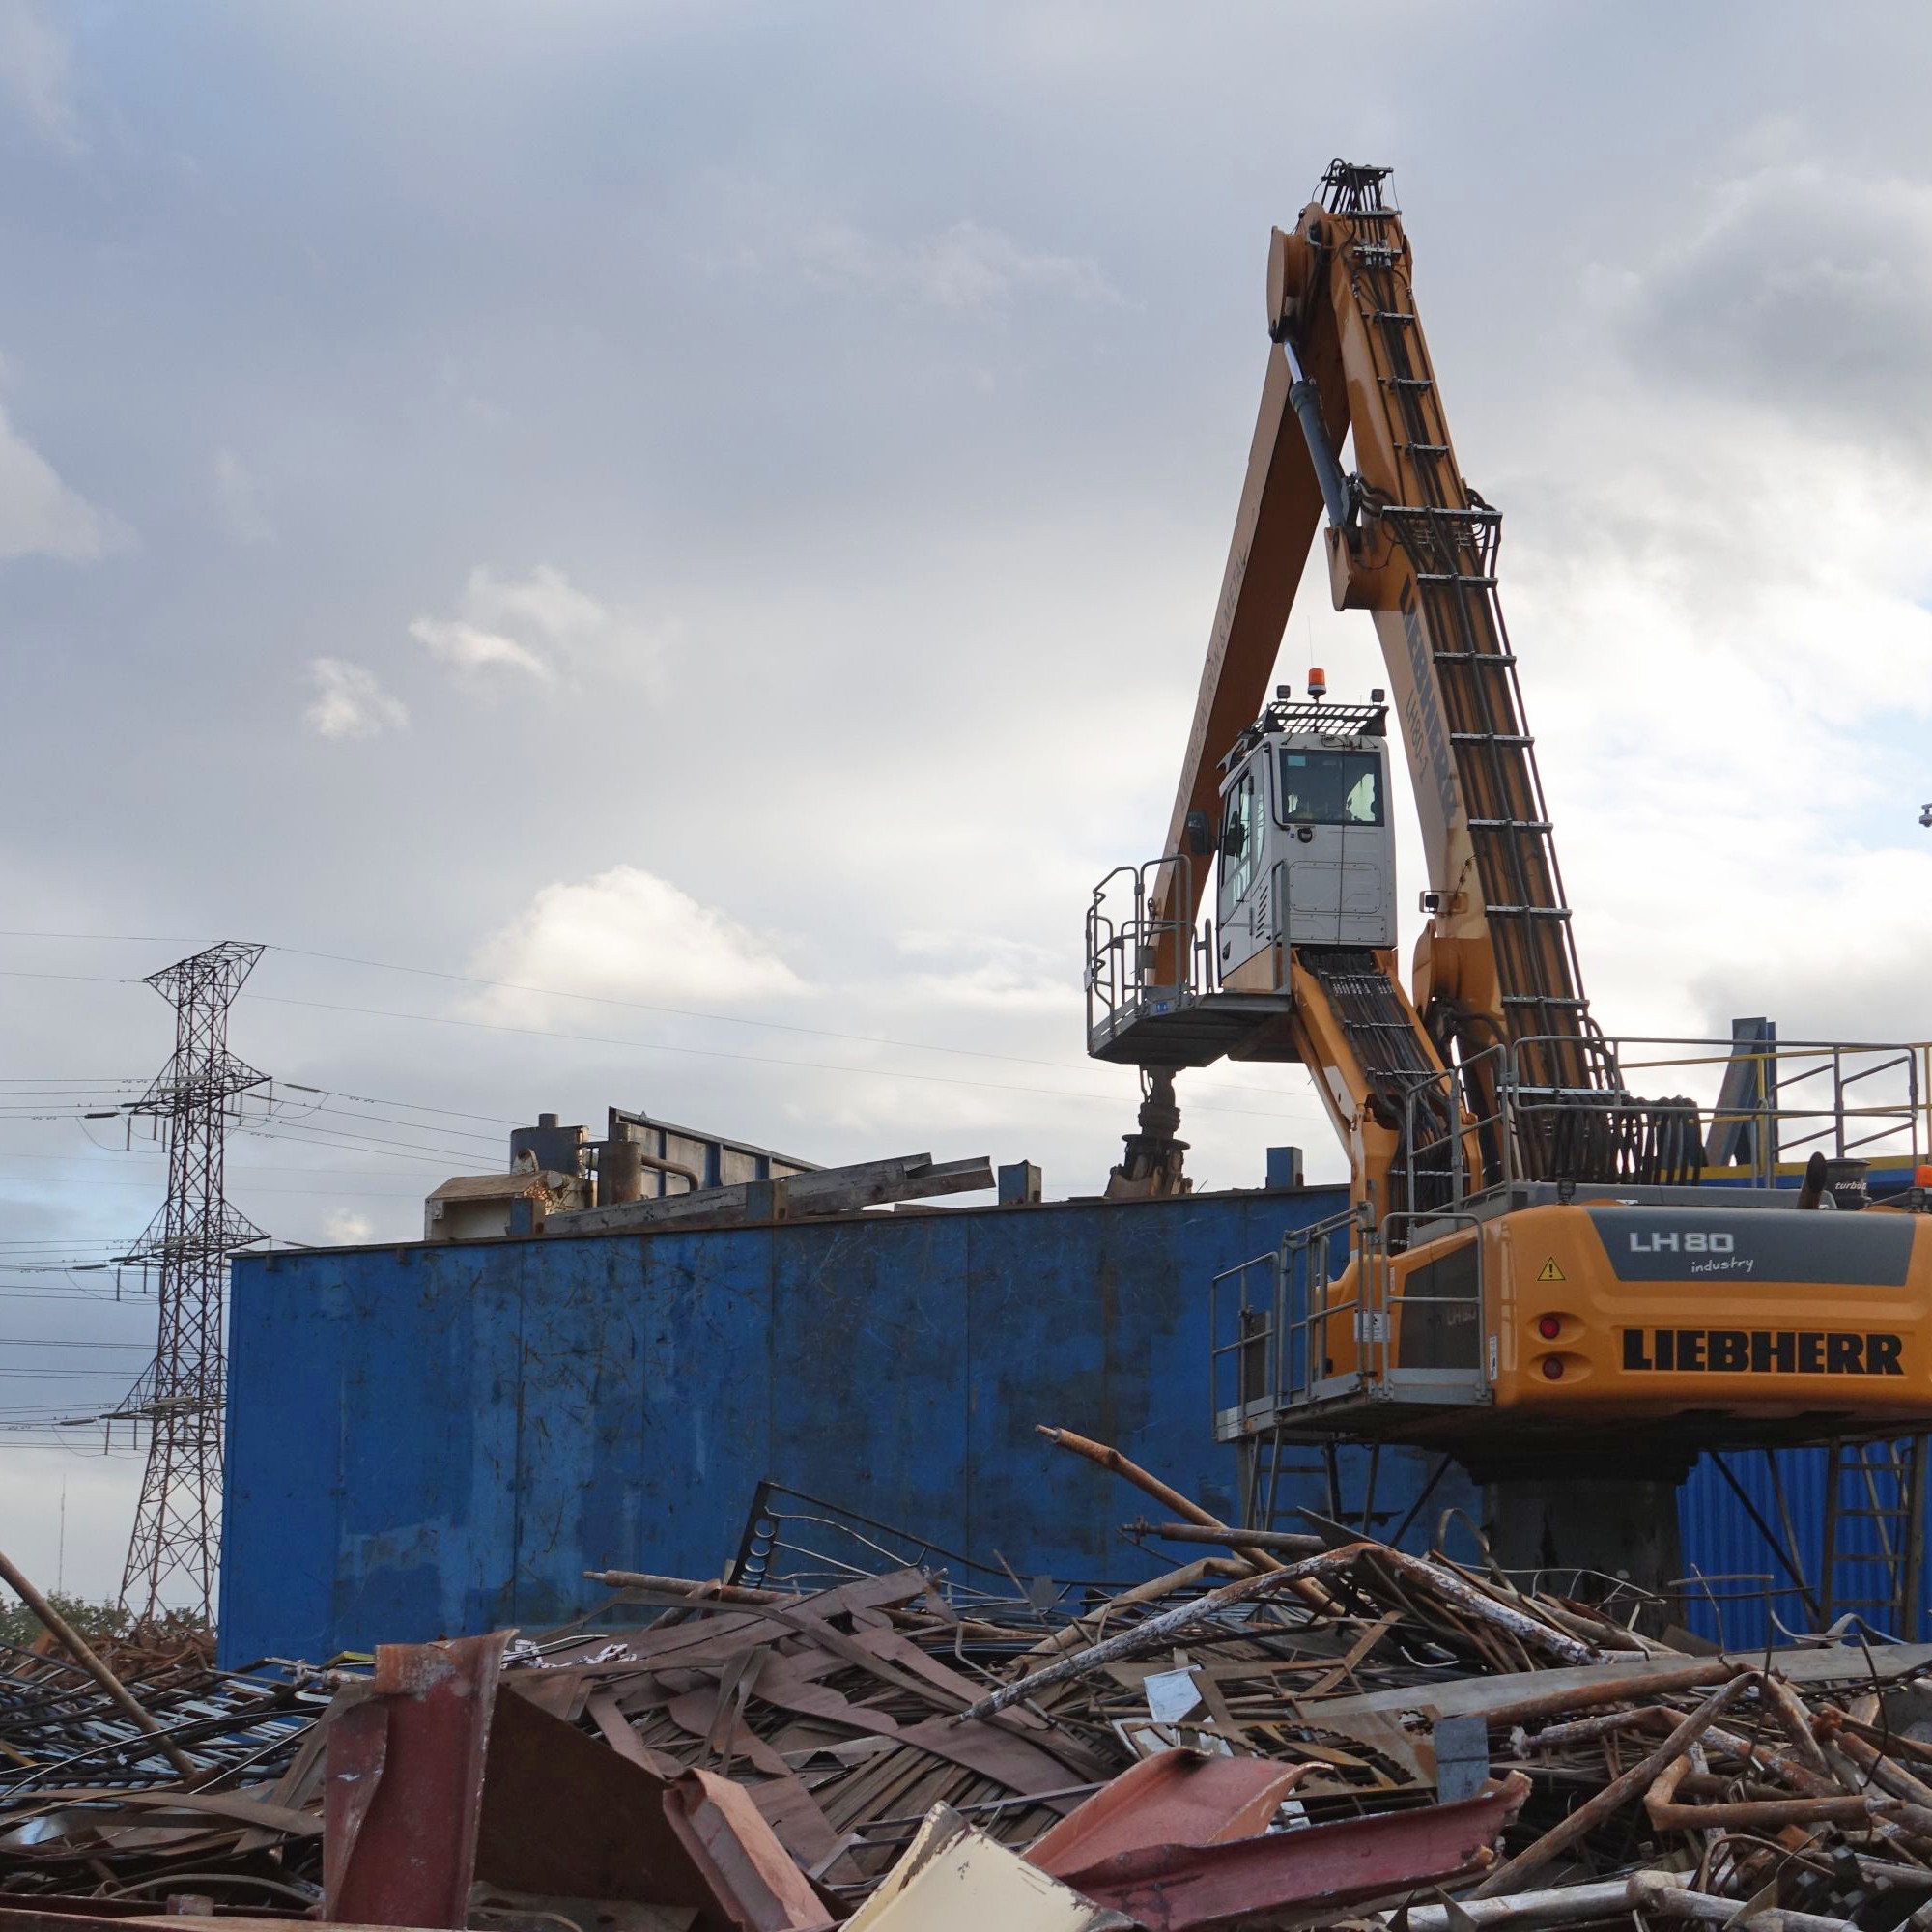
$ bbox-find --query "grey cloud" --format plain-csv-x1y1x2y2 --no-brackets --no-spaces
0,400,116,558
407,566,660,690
788,216,1120,313
304,659,409,739
1616,161,1932,454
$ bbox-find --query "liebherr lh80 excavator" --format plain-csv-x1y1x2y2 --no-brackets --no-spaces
1085,162,1932,1580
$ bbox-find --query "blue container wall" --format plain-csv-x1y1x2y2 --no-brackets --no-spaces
1679,1446,1932,1650
221,1187,1478,1665
222,1184,1894,1665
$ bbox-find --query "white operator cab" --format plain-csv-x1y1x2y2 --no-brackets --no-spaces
1214,684,1397,991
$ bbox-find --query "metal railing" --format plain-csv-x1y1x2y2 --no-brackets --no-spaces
1084,855,1215,1051
1399,1043,1509,1217
1211,1207,1487,1434
1208,1248,1289,1435
1395,1033,1925,1218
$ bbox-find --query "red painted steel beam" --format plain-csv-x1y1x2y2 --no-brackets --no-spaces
323,1633,505,1929
1055,1773,1530,1931
1030,1750,1309,1878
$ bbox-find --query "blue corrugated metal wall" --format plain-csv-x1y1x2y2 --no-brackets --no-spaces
220,1186,1478,1665
1679,1445,1930,1650
220,1186,1916,1665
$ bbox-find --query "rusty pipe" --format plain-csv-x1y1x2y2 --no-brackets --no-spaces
1038,1426,1290,1577
1126,1518,1326,1555
1644,1752,1878,1832
1470,1674,1757,1898
1628,1871,1859,1932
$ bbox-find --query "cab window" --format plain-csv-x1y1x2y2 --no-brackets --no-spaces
1218,771,1260,917
1279,750,1383,826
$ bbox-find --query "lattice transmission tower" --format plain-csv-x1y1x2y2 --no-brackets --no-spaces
120,941,268,1625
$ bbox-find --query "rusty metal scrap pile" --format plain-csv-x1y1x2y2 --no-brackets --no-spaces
6,1442,1932,1928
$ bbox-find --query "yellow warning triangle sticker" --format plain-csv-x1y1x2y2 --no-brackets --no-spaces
1536,1257,1566,1283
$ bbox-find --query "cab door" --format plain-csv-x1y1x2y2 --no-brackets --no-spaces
1216,763,1269,979
1336,753,1389,946
1279,750,1346,945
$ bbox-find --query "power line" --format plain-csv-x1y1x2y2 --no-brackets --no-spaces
0,1337,162,1349
0,1150,466,1181
0,969,139,986
0,1172,426,1198
270,944,1132,1078
233,1120,496,1165
239,991,1321,1122
0,931,1298,1105
270,1101,501,1145
0,931,196,943
0,1367,154,1378
266,944,1310,1103
279,1084,521,1126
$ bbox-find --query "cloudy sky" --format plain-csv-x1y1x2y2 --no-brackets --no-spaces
2,1,1930,1600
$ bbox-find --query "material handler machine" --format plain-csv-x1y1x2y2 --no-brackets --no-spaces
1085,162,1932,1590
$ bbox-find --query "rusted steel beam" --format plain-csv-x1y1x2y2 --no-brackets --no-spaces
952,1548,1356,1724
1520,1703,1674,1749
1483,1659,1738,1727
1342,1549,1599,1666
1822,1719,1932,1810
1523,1703,1843,1804
1760,1672,1834,1778
662,1768,837,1932
1054,1773,1529,1930
1027,1559,1249,1659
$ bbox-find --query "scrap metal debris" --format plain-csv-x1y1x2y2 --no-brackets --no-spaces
8,1436,1932,1930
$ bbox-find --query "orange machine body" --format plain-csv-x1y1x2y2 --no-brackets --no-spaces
1281,1200,1932,1471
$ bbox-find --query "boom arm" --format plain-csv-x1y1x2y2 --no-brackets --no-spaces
1143,162,1609,1214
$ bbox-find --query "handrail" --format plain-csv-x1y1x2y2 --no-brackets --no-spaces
1384,1032,1924,1215
1276,1208,1363,1412
1084,853,1207,1050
